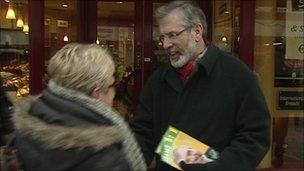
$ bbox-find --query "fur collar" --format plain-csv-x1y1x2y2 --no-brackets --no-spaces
13,96,121,151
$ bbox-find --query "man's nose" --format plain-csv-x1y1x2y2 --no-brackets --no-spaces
162,38,173,49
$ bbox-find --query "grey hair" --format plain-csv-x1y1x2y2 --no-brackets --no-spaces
154,1,207,37
47,43,115,95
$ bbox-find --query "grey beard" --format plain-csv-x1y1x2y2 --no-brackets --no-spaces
170,38,197,68
170,54,190,68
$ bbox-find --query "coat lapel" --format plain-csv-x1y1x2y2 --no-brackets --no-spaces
164,67,183,94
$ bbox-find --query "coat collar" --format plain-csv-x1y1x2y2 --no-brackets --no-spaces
162,45,221,93
196,45,220,76
13,96,120,151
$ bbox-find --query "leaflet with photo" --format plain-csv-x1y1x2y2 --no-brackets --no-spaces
155,126,219,170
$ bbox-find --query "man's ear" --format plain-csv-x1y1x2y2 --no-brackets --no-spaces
90,87,102,99
194,24,203,41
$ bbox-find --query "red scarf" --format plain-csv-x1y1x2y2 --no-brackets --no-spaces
177,39,210,84
177,62,196,84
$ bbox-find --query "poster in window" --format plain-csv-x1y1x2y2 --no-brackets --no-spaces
275,0,304,87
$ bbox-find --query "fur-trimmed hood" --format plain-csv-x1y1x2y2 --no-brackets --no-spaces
13,96,121,151
13,81,146,171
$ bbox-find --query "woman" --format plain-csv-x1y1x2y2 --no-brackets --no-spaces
13,43,146,171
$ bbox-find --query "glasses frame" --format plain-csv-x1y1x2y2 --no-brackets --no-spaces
158,26,192,45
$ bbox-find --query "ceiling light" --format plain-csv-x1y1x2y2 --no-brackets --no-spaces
273,42,283,46
63,35,69,42
6,8,16,19
221,36,227,42
16,18,24,27
62,4,68,8
23,25,29,33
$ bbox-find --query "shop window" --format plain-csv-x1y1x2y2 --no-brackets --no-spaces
97,1,135,118
0,0,29,101
213,0,240,56
97,2,134,70
254,0,303,169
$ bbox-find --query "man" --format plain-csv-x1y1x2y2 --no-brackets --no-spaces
130,1,270,171
173,147,213,165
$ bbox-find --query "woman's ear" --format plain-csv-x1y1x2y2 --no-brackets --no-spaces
90,86,115,107
90,87,102,99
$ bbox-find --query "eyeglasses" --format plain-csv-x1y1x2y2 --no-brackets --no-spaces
159,27,191,45
108,73,119,89
109,80,120,89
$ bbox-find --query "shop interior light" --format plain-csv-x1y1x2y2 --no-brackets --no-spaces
16,17,24,27
6,8,16,19
23,24,29,33
273,42,283,46
221,36,227,42
63,35,69,42
96,39,100,44
62,4,68,8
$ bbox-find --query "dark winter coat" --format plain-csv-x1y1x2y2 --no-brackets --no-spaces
0,77,14,136
130,45,271,171
13,89,131,171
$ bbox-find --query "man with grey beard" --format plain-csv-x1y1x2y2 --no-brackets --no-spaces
130,1,270,171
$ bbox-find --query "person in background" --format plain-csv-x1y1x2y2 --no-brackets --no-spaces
130,1,270,171
13,43,146,171
0,77,14,145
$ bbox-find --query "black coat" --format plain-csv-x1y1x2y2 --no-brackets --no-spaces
0,77,14,136
130,45,271,171
14,89,131,171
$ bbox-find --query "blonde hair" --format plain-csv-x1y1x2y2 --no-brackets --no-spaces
47,43,115,95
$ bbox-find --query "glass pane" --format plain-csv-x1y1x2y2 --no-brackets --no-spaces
213,0,240,56
44,0,78,83
152,2,169,66
273,117,304,168
232,0,240,56
97,1,135,117
254,0,303,169
97,1,134,70
0,0,29,101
